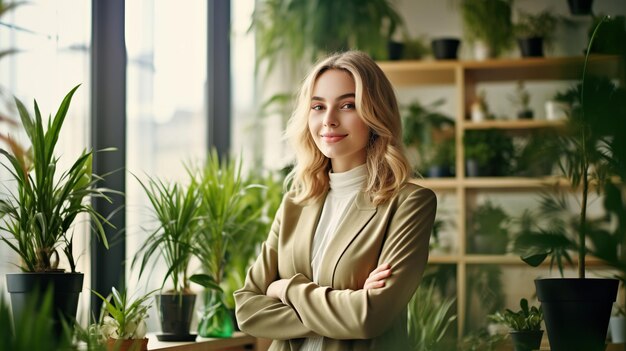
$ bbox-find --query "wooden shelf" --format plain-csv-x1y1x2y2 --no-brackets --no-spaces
376,60,457,86
462,177,570,189
411,178,457,190
148,332,257,351
462,119,565,130
378,54,624,339
377,55,622,87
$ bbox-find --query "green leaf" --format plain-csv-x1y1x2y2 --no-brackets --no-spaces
190,274,223,291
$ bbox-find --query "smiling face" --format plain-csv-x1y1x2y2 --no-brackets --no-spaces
308,69,370,173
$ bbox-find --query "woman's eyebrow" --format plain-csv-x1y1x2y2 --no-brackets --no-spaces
311,93,356,102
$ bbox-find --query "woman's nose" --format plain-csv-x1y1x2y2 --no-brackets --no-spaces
323,109,339,127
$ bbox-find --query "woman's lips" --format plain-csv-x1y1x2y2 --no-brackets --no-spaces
321,134,347,143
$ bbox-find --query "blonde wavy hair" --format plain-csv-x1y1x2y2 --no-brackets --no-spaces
284,50,411,206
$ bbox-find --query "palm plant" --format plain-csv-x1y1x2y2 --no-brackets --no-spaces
407,283,457,351
132,176,200,293
189,150,262,291
221,170,283,309
188,150,263,337
0,86,113,272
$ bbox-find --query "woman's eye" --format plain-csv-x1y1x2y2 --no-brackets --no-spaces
341,102,355,110
311,104,324,111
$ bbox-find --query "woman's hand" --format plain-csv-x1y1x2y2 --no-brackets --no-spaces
364,263,392,290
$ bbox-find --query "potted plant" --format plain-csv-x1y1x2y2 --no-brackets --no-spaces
407,283,457,351
188,150,262,338
431,37,461,60
508,80,533,119
514,9,558,57
91,287,157,351
469,201,510,255
400,35,431,60
463,129,515,177
0,86,114,335
0,288,80,351
489,298,544,351
250,0,403,76
511,17,625,351
459,0,514,59
220,170,284,330
132,175,201,341
401,99,455,178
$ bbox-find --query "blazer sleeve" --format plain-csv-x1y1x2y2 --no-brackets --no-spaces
281,187,437,340
233,200,319,340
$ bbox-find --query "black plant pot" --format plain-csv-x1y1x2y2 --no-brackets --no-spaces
518,37,544,57
510,330,543,351
536,278,618,351
6,272,84,337
431,38,461,60
517,109,534,119
156,293,197,341
567,0,594,15
388,40,404,61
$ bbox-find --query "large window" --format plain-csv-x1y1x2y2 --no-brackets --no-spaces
125,0,207,331
0,0,91,319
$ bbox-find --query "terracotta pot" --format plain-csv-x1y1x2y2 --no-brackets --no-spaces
106,338,148,351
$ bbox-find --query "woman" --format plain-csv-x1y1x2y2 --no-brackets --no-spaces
234,50,437,350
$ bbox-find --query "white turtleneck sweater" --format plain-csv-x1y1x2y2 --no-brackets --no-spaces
301,163,368,351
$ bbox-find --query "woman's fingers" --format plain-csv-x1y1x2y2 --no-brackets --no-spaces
368,263,391,277
364,263,392,290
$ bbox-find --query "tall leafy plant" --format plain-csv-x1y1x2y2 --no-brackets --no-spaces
0,86,113,272
513,16,626,279
189,150,262,293
132,176,200,293
407,283,457,351
460,0,514,58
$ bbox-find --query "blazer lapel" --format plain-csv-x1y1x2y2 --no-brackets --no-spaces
291,196,325,280
319,191,377,286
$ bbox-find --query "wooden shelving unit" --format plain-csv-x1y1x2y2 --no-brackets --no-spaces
378,56,623,339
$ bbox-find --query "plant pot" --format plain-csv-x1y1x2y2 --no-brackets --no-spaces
510,330,543,351
610,316,626,343
106,338,148,351
431,38,460,60
6,272,83,336
517,109,534,119
567,0,594,15
535,278,618,351
518,37,544,57
387,40,404,60
197,290,234,338
156,293,196,341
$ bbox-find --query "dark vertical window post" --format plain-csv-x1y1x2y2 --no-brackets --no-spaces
91,0,126,315
207,0,231,158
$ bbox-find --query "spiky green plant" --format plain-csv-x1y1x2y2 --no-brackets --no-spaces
91,287,157,341
0,85,114,272
407,283,457,351
132,175,201,293
188,149,262,295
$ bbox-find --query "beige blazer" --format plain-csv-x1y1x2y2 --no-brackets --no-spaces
234,182,436,351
